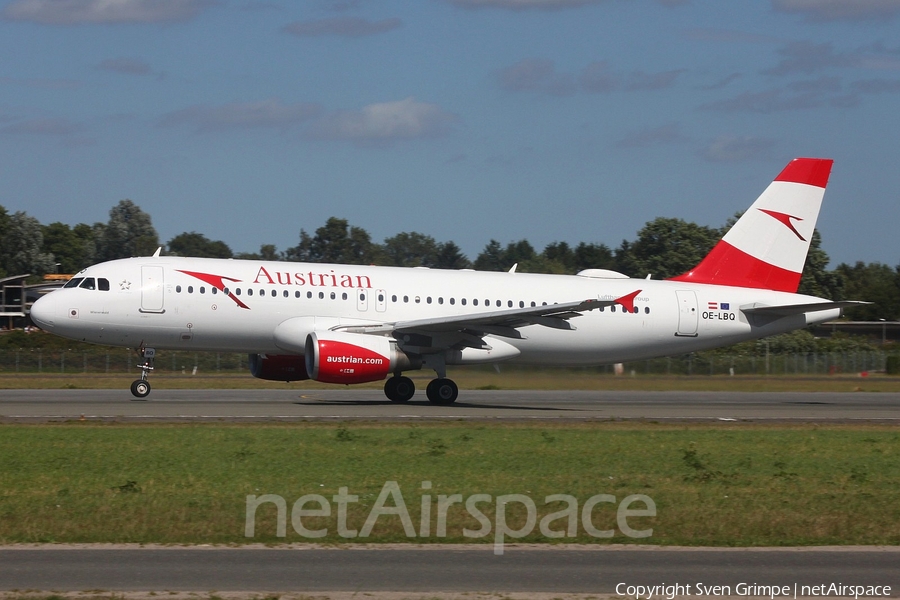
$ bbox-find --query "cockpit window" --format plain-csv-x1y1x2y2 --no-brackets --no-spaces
79,278,96,290
64,278,83,289
98,278,110,291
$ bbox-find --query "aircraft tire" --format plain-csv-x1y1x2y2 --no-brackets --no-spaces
130,379,151,400
384,376,415,402
426,378,458,405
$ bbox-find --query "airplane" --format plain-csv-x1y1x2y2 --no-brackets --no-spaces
29,157,864,404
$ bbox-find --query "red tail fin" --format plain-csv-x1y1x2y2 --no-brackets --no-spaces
669,158,832,292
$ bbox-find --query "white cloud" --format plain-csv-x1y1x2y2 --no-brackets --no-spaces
700,89,824,112
98,57,153,76
308,98,458,143
615,123,688,148
3,0,218,25
496,58,577,95
698,136,776,162
772,0,900,22
0,117,82,136
159,99,322,133
282,16,402,37
447,0,602,9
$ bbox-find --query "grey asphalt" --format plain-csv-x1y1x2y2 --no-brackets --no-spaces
0,388,899,421
0,546,898,593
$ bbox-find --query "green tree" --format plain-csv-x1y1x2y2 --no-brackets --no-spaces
95,200,160,261
474,239,536,272
835,262,900,320
573,242,617,272
797,230,842,299
434,241,471,270
41,222,96,273
167,232,233,259
0,205,10,277
615,217,721,279
287,217,379,265
0,211,56,276
382,232,439,267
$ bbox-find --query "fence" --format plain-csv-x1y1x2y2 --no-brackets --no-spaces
0,348,892,376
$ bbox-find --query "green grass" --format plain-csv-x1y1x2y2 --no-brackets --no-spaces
1,422,898,546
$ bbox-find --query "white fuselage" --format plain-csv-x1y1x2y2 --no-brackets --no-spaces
30,256,839,366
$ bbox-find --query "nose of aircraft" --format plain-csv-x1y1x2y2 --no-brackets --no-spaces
29,292,57,329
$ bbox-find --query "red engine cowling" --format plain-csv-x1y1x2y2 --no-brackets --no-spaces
305,331,418,384
248,353,310,382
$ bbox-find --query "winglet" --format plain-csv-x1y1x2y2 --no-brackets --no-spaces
614,289,642,313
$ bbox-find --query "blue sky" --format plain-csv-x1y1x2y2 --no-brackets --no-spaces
1,0,898,268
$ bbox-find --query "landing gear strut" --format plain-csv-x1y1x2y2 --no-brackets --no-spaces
131,347,155,400
384,375,416,402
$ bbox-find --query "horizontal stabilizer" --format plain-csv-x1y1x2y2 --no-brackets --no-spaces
741,301,870,317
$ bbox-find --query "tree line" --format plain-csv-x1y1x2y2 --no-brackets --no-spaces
1,200,898,321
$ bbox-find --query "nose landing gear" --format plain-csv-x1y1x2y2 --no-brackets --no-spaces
131,347,155,400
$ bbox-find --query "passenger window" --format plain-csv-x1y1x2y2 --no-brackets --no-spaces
519,301,524,308
427,297,432,304
271,290,277,297
223,287,229,295
98,278,110,291
645,307,650,314
611,306,616,313
330,292,336,300
188,286,194,294
283,290,288,298
461,298,467,306
295,291,301,298
211,287,218,295
319,292,324,299
79,278,96,290
247,289,252,296
235,288,242,296
496,300,501,307
307,291,313,299
392,295,397,302
64,278,83,289
450,298,455,305
473,299,478,306
200,286,205,294
508,300,513,308
415,296,421,304
342,292,348,300
176,285,182,293
404,296,409,303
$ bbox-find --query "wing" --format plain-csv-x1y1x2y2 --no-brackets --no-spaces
337,290,642,351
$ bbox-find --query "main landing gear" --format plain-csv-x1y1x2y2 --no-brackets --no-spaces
383,374,459,405
131,347,155,400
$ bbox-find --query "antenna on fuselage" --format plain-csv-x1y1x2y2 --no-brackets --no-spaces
152,247,162,258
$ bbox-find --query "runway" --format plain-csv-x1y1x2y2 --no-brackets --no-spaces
1,546,898,593
1,388,899,422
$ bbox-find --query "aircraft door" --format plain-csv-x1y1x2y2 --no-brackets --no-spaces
357,289,369,312
675,290,698,337
140,266,165,313
375,289,387,312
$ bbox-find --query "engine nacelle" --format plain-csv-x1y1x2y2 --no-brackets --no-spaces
248,353,310,382
305,331,419,384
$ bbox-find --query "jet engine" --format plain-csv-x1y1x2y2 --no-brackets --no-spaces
305,331,419,384
248,353,310,382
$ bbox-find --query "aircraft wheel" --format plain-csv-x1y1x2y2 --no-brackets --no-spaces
130,379,151,400
384,376,415,402
426,378,458,405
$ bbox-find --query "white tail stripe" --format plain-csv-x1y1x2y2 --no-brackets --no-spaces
720,179,826,274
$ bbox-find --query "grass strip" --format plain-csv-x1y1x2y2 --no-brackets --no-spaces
0,422,898,546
